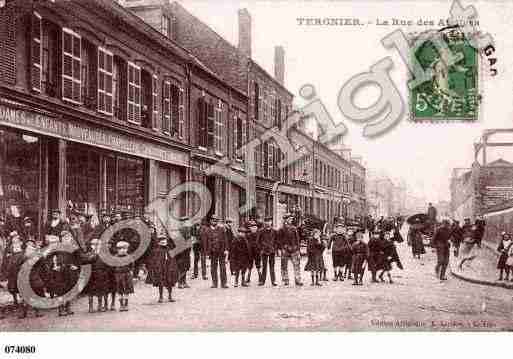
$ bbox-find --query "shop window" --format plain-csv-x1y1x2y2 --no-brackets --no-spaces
127,62,141,124
62,28,82,104
31,12,42,92
0,129,41,234
66,143,100,216
98,47,114,115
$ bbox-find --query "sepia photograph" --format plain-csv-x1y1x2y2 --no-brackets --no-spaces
0,0,512,355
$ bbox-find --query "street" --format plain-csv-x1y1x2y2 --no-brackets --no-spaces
1,227,513,331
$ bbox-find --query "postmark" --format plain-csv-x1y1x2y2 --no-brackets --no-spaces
409,27,480,122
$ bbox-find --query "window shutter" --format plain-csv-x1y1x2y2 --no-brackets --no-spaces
62,28,81,103
207,101,215,148
178,87,184,138
162,80,171,133
127,62,141,124
31,12,42,92
152,75,158,129
97,47,113,115
196,98,207,148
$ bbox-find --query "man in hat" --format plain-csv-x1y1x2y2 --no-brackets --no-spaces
257,216,277,286
193,220,207,280
246,220,262,284
176,215,192,289
203,216,229,288
277,213,303,286
433,219,452,281
44,209,67,245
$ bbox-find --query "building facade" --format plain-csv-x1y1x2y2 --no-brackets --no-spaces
0,0,248,237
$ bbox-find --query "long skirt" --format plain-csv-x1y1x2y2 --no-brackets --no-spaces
304,252,323,272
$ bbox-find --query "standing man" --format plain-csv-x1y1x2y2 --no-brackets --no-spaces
278,214,303,287
427,203,438,228
246,220,262,284
193,220,207,280
203,216,229,288
176,216,192,289
433,219,452,281
258,216,277,286
474,216,486,248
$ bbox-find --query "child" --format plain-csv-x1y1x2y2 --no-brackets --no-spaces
17,240,46,319
145,234,177,303
229,226,251,287
49,230,80,316
113,241,134,311
6,233,24,313
351,231,369,285
378,231,404,284
304,228,325,286
497,232,513,281
84,238,111,312
329,223,347,281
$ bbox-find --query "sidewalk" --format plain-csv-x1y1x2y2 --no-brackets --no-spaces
450,241,513,289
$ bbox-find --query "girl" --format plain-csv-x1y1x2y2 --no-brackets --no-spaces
49,230,80,317
113,241,134,311
145,234,177,303
497,232,513,281
84,238,111,312
6,233,24,311
304,228,325,286
229,226,251,287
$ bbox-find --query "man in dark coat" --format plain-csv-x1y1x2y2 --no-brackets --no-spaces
193,221,207,280
450,220,463,257
368,230,384,283
229,226,251,287
246,220,262,284
176,216,192,289
203,216,229,288
474,216,486,248
257,217,277,286
277,214,303,286
433,219,452,281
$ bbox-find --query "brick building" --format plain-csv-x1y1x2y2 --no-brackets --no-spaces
123,0,367,226
0,0,248,236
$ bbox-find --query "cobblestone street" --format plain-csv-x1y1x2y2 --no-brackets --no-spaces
2,228,513,331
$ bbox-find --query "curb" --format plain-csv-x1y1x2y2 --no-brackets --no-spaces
450,240,513,289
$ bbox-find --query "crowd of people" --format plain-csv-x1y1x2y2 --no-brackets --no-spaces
1,200,502,322
0,206,411,320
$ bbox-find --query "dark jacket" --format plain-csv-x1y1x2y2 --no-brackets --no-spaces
201,225,228,253
278,224,300,254
229,236,251,273
257,227,277,255
329,234,351,254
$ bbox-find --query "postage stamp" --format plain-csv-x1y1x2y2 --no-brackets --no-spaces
409,28,479,122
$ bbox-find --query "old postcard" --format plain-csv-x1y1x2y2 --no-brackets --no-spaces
0,0,512,347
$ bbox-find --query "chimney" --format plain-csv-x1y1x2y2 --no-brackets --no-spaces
238,9,251,57
274,46,285,85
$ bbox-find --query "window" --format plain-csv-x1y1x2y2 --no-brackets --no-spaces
254,82,259,121
162,81,171,133
268,142,274,178
31,12,42,92
196,97,208,149
235,115,246,160
62,28,81,103
170,83,179,135
207,100,215,148
127,62,141,124
98,48,113,115
151,75,158,129
269,93,275,126
276,98,282,129
178,87,184,138
80,41,91,106
112,57,120,118
214,100,225,154
161,15,173,39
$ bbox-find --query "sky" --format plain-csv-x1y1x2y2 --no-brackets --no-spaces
176,0,513,202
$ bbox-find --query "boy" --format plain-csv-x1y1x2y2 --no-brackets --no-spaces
351,231,368,285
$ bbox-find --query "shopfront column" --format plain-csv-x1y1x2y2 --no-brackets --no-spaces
57,139,67,215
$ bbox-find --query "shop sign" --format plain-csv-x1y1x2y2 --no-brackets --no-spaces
0,104,189,166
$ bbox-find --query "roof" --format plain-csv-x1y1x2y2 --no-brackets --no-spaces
486,158,512,167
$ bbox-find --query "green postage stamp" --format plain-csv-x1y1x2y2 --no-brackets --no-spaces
410,28,479,122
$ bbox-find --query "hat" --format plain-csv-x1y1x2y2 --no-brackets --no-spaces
23,216,32,223
9,231,19,238
89,238,99,245
179,215,190,221
210,215,219,221
247,220,257,227
264,216,273,222
335,222,345,227
116,241,129,248
225,218,233,223
51,208,61,214
283,213,292,220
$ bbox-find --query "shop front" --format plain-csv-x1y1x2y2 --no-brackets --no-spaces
0,101,190,239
